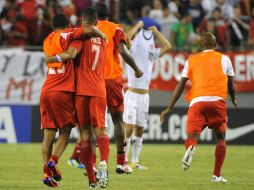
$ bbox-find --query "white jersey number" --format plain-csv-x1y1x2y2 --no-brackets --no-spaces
91,44,100,70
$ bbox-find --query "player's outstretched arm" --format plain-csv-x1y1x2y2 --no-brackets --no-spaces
45,47,78,64
148,26,171,57
160,77,188,122
118,42,143,78
126,21,144,49
228,76,237,108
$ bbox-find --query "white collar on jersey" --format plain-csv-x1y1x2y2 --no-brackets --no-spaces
203,49,215,52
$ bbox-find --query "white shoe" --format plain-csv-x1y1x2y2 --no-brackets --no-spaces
98,161,109,188
116,164,133,174
129,162,148,170
211,175,227,183
181,145,195,171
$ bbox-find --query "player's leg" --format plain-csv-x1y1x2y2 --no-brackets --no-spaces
68,137,85,168
40,92,59,187
130,92,149,169
124,124,134,163
90,97,109,188
123,91,137,163
75,96,97,187
207,100,227,182
106,78,132,173
212,130,227,182
182,102,206,171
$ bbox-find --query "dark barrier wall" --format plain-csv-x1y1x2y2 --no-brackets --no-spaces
0,105,254,144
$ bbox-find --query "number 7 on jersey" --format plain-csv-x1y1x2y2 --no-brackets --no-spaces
91,44,100,70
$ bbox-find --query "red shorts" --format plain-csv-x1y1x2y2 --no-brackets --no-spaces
75,96,106,128
105,77,124,113
40,91,76,129
187,100,227,134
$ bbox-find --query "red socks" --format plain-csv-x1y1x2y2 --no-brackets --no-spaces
93,153,96,166
117,153,125,165
79,140,96,183
70,143,81,160
185,138,197,149
213,140,226,176
49,155,59,164
97,134,110,163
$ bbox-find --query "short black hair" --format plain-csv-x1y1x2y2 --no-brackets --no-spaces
52,13,69,29
81,7,97,24
95,3,110,19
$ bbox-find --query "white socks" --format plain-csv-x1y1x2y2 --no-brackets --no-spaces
131,136,143,163
125,138,131,162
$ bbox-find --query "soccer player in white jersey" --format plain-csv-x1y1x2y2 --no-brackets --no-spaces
124,21,171,169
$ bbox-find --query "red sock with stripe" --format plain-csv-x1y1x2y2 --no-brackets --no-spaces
79,140,96,183
97,134,110,163
70,143,81,160
185,138,197,149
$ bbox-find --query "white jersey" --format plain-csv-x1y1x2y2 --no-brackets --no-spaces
127,29,161,90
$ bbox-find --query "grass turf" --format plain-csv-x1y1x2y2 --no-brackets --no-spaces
0,144,253,190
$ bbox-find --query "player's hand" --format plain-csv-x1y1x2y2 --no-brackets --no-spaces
231,99,237,109
160,108,172,123
135,69,143,78
137,21,144,28
148,26,158,33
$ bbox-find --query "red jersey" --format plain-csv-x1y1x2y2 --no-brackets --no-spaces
71,37,107,98
42,27,84,92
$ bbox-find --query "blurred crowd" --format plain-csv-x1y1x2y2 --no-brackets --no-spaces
0,0,254,52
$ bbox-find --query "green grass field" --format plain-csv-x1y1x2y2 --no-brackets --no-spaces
0,144,253,190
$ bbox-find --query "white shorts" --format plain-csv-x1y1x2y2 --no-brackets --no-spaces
123,91,149,128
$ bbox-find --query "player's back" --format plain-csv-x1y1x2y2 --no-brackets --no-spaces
75,37,107,98
186,50,228,101
97,20,125,79
42,28,83,92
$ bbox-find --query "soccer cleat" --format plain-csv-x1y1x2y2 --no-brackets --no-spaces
68,158,85,169
43,166,58,187
98,160,109,188
181,145,196,171
89,182,98,189
48,160,62,181
43,176,59,187
116,164,133,174
129,162,148,170
211,175,228,183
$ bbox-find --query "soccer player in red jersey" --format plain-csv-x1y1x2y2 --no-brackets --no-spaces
45,8,110,188
41,13,105,187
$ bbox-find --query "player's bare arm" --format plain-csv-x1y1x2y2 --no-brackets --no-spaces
228,76,237,108
126,21,144,49
148,26,171,57
160,77,188,122
118,42,143,78
45,47,78,64
83,25,107,40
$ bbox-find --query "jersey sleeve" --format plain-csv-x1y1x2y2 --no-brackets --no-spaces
222,55,235,76
69,40,83,54
114,26,126,46
70,28,84,41
181,60,189,78
153,47,161,61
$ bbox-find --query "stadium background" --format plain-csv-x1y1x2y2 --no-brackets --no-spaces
0,0,254,145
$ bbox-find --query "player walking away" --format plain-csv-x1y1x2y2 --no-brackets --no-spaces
124,21,171,170
41,13,105,187
160,32,237,183
45,8,110,188
95,3,143,174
